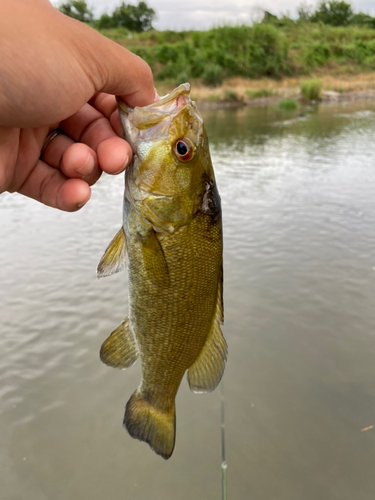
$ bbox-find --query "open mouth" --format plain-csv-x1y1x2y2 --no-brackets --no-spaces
116,83,191,116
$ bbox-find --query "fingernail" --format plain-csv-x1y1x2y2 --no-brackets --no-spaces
78,152,95,176
154,88,160,102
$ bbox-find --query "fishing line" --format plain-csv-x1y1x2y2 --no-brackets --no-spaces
220,381,227,500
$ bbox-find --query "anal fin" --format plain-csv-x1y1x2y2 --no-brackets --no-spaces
97,227,126,278
100,317,139,369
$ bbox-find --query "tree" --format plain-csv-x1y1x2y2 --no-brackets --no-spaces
297,2,313,22
58,0,94,23
311,1,353,26
97,2,156,32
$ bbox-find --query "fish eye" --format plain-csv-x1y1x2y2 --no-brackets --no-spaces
173,138,195,162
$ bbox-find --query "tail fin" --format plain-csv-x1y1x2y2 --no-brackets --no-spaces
124,390,176,460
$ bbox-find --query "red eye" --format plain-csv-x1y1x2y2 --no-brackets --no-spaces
174,138,194,162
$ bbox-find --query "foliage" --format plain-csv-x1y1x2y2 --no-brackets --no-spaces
223,90,239,101
297,2,314,22
311,1,354,26
96,1,375,83
202,64,224,87
278,98,299,111
58,0,94,23
125,24,292,81
96,2,155,31
352,13,375,29
245,89,274,98
300,79,323,100
175,71,190,87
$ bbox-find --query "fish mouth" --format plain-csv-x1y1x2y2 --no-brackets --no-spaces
116,83,191,116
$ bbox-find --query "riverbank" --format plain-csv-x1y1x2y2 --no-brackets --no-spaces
154,73,375,108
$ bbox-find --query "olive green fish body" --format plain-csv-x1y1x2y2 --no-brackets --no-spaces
97,84,226,459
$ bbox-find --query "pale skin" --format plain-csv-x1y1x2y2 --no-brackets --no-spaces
0,0,157,211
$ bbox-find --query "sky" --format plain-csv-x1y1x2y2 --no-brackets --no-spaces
52,0,375,30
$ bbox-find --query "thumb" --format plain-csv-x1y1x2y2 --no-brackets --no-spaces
68,19,156,108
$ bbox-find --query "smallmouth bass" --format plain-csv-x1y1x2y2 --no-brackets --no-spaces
97,83,226,459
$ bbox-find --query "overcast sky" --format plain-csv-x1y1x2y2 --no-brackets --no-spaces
52,1,375,30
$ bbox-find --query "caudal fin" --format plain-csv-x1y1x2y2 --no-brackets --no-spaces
124,390,176,460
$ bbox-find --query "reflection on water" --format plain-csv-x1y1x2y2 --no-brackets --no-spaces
1,100,375,500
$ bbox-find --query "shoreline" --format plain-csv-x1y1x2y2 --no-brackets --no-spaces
197,89,375,110
155,73,375,109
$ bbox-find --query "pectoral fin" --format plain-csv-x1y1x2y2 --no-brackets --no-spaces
97,227,126,279
100,317,139,369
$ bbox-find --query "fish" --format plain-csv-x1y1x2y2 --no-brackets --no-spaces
97,83,226,460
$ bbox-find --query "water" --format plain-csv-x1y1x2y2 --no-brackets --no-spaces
1,100,375,499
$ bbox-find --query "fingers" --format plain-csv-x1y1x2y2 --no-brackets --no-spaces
60,101,132,174
18,159,91,212
97,136,130,174
41,133,101,185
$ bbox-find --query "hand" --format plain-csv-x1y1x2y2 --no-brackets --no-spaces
0,0,156,211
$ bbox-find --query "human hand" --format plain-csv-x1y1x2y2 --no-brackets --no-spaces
0,0,156,211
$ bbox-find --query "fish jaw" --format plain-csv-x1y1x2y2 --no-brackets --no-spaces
118,84,208,233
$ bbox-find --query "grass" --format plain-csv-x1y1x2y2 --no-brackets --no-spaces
223,90,240,101
300,78,323,100
152,72,375,105
245,89,274,98
278,98,299,111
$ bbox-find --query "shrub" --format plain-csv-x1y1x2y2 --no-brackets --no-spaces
175,71,190,87
224,90,239,101
300,79,322,100
202,64,224,87
278,98,299,111
311,1,354,27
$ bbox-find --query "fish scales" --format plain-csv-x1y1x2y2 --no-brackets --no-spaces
97,83,227,459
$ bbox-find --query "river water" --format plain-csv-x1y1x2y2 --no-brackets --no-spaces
1,99,375,500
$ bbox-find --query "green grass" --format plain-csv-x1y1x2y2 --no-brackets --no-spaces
278,98,299,111
224,90,240,101
300,78,323,100
245,89,274,98
207,95,221,101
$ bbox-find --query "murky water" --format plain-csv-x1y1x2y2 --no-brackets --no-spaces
1,100,375,500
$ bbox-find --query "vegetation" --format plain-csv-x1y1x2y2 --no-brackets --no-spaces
58,1,156,31
202,64,224,87
300,79,323,100
97,2,156,31
58,0,94,23
278,98,299,111
58,0,375,93
245,89,274,98
223,90,240,101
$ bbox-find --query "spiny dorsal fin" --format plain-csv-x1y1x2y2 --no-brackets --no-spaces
97,227,126,279
100,318,139,369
